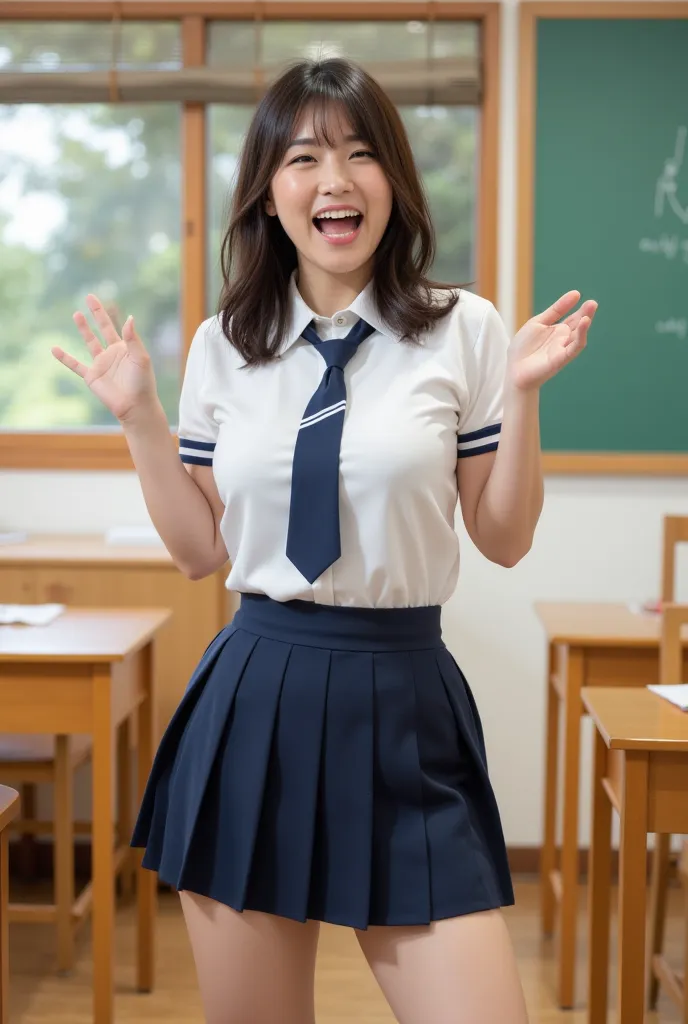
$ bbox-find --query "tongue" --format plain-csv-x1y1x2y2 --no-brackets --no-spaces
319,216,359,236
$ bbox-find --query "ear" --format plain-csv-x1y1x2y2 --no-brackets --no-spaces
265,191,277,217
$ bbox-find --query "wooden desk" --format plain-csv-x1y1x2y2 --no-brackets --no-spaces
0,534,235,736
583,687,688,1024
0,786,19,1024
535,601,688,1008
0,608,171,1024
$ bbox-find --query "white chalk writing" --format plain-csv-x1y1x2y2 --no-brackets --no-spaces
655,318,687,339
639,235,688,263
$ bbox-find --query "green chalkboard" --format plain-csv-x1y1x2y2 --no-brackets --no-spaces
534,18,688,454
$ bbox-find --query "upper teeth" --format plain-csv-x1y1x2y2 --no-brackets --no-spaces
316,209,361,219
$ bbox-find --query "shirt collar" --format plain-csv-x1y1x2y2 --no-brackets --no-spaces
280,271,399,354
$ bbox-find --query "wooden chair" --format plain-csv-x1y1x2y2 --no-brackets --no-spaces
646,600,688,1016
647,514,688,1010
0,723,134,974
0,786,20,1024
661,515,688,604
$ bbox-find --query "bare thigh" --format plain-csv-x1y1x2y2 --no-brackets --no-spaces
179,890,320,1024
356,909,529,1024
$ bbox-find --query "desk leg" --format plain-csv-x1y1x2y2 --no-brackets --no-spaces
617,751,649,1024
136,641,156,993
1,829,9,1024
117,719,134,902
646,831,671,1009
558,647,584,1009
92,670,115,1024
541,643,560,936
54,735,75,973
587,729,612,1024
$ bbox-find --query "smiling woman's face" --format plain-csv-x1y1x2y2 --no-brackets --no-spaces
266,104,394,281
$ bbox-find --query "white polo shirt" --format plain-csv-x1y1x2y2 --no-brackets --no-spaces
178,275,509,608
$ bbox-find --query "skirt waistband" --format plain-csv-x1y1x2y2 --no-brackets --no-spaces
232,594,443,652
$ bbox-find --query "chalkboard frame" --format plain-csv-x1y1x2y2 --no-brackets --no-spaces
518,1,688,476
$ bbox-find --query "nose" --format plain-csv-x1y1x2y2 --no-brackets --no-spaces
317,154,354,196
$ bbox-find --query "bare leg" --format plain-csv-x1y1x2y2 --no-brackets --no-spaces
179,890,320,1024
356,909,529,1024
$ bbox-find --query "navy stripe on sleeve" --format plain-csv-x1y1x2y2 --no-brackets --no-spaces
457,440,500,458
457,422,501,458
179,436,216,467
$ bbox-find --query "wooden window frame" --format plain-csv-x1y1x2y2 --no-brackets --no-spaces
0,1,501,470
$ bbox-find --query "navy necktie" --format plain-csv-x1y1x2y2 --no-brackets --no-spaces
286,317,376,583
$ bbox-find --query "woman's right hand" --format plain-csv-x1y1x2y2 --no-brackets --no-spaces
51,293,159,425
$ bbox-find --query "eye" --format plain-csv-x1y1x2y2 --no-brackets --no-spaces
288,154,315,165
351,149,376,160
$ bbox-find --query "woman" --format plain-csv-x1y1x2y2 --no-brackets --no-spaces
52,57,596,1024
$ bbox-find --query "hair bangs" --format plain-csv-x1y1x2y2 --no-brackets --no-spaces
280,66,377,157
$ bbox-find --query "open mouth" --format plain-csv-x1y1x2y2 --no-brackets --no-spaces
312,209,364,242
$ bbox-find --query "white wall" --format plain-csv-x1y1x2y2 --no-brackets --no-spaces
2,0,687,848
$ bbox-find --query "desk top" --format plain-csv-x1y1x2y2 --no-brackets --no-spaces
0,533,173,566
0,608,172,662
535,601,688,647
0,785,20,832
582,687,688,751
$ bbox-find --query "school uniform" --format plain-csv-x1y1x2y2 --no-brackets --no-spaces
131,273,515,928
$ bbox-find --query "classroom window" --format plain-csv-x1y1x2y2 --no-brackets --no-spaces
0,23,182,431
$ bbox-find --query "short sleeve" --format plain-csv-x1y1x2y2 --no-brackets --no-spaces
456,301,509,458
177,320,218,468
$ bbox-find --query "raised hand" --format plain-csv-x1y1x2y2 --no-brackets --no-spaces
51,294,159,424
508,290,598,392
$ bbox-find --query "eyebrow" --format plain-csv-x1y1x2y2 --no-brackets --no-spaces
287,134,366,149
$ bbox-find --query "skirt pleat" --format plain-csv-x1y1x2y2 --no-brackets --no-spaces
244,644,331,920
308,650,374,927
369,651,431,925
435,648,512,906
176,635,290,906
132,595,514,929
134,624,242,870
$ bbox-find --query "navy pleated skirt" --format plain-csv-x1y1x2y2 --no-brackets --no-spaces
131,594,514,929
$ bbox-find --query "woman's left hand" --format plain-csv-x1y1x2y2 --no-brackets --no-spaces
508,290,598,392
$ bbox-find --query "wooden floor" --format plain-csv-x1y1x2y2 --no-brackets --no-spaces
6,877,686,1022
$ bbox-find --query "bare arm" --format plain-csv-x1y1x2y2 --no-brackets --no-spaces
51,294,228,581
122,400,228,580
457,385,543,567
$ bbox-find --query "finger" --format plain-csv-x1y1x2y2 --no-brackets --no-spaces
51,346,88,379
73,310,104,358
122,315,149,357
122,314,135,343
563,299,598,330
577,314,591,339
85,293,121,346
562,316,590,352
535,290,581,326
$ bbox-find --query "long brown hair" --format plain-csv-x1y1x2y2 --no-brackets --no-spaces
217,57,461,366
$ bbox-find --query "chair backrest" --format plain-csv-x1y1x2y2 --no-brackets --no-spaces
661,515,688,603
659,603,688,684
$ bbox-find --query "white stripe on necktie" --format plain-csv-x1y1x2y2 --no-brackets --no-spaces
299,400,347,429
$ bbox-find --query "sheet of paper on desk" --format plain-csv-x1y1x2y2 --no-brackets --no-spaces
647,684,688,711
0,604,66,626
628,599,662,615
0,531,28,544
